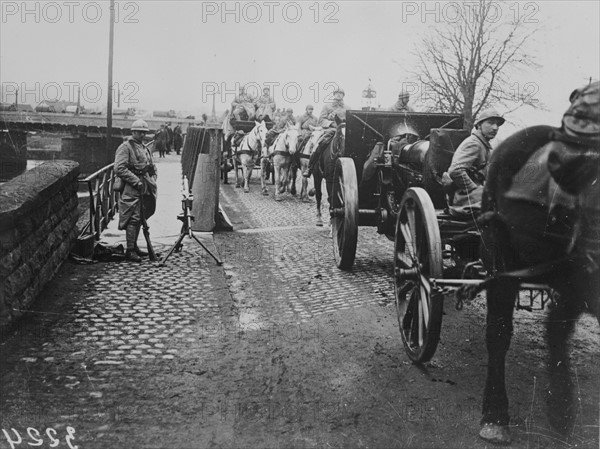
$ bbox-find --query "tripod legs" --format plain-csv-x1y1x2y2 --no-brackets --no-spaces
190,232,223,265
160,223,223,266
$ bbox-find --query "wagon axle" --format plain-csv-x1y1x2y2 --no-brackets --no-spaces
395,266,421,280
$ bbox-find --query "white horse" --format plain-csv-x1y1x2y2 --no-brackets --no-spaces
231,121,268,193
260,124,299,201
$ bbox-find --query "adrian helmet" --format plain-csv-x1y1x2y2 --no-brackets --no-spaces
562,80,600,137
131,119,149,132
475,109,505,127
398,90,410,100
333,87,345,95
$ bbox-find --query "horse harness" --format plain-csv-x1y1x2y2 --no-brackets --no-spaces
236,125,262,156
270,132,293,158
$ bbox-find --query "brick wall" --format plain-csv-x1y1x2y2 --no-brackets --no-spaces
0,160,80,329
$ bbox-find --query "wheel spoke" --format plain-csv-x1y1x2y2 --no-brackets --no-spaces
399,223,416,262
418,293,424,347
420,284,429,330
396,251,411,268
407,204,419,262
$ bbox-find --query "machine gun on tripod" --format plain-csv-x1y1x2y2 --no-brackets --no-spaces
160,176,223,266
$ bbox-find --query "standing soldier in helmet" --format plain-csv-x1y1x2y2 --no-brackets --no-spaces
304,87,350,177
445,109,505,217
114,119,158,262
155,124,168,158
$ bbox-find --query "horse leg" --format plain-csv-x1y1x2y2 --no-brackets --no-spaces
279,160,289,195
260,157,269,196
299,160,307,200
243,159,252,193
480,279,519,444
274,158,282,201
315,174,323,227
544,289,580,436
289,158,297,196
233,152,241,188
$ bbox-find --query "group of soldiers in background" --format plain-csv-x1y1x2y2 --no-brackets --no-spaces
154,121,184,158
225,83,513,217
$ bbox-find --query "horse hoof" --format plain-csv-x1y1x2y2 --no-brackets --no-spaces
244,188,249,193
308,188,316,197
479,423,511,445
262,190,269,196
316,219,323,227
275,195,282,202
235,184,241,189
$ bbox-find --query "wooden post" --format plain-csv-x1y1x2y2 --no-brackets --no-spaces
190,128,222,231
106,0,115,155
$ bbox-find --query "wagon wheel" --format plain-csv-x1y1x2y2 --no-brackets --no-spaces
331,157,359,270
394,187,443,362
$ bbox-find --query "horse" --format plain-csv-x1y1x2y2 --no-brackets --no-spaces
231,120,268,193
310,122,346,226
260,124,299,201
477,85,599,445
295,128,325,202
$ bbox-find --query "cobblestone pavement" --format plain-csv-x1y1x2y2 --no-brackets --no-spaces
1,156,598,449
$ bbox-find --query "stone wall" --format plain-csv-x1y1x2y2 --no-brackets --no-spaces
0,160,80,329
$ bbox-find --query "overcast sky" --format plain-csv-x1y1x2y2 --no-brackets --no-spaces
1,1,599,138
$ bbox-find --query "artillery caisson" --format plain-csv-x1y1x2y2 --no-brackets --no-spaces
331,110,470,361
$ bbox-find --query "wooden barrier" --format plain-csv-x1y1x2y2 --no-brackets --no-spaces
181,127,222,231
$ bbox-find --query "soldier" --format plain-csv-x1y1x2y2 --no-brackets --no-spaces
154,124,168,158
318,87,349,125
389,90,415,112
254,87,276,121
264,108,296,149
173,122,184,155
297,105,318,152
114,119,158,262
446,108,505,217
165,122,174,153
231,85,256,121
304,88,350,177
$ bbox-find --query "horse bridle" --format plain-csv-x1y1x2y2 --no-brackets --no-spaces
239,124,264,154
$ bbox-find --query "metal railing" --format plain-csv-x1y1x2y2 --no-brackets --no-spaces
79,163,119,240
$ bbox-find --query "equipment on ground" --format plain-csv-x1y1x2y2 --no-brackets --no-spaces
160,176,223,266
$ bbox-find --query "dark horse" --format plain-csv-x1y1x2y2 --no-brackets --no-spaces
478,81,599,444
310,121,346,226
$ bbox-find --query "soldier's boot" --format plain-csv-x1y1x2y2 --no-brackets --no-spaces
133,225,148,257
125,224,142,262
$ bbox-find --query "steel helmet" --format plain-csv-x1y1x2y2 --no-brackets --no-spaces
131,119,149,132
398,90,410,100
475,109,505,127
333,87,345,95
562,80,599,137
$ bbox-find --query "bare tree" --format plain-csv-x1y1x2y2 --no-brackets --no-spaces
410,0,543,128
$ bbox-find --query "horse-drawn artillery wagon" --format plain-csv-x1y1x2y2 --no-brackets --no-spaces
325,81,600,444
328,110,558,364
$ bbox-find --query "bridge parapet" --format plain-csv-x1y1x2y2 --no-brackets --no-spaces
0,160,80,329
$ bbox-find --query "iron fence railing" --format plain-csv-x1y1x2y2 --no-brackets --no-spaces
79,163,119,240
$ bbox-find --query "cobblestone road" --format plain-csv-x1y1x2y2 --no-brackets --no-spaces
1,155,598,449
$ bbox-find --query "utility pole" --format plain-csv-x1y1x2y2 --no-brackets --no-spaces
106,0,115,154
76,86,81,115
15,87,18,108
